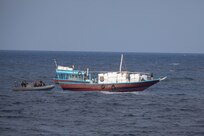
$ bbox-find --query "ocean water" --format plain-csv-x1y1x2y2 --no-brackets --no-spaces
0,51,204,136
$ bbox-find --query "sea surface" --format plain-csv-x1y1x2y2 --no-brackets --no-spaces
0,51,204,136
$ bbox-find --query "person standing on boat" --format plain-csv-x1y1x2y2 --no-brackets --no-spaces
21,80,27,87
34,80,40,87
40,80,45,86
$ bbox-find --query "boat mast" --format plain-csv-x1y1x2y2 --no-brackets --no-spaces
119,54,123,72
54,59,58,68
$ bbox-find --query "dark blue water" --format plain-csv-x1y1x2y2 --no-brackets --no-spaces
0,51,204,136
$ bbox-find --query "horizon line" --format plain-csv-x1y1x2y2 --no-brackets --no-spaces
0,49,203,54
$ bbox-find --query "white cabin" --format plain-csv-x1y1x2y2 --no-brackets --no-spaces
98,72,152,84
57,65,73,71
97,54,153,84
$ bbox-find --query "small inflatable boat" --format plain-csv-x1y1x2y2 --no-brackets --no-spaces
12,84,55,91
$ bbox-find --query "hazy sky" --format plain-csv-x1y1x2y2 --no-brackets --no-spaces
0,0,204,53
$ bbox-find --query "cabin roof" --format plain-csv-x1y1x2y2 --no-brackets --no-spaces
56,70,85,74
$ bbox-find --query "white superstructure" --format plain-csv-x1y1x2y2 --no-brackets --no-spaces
98,72,152,84
97,54,153,84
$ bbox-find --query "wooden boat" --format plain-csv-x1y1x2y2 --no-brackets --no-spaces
53,54,166,92
59,78,165,92
12,84,55,91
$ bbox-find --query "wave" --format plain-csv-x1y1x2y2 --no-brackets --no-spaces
100,91,143,95
0,115,25,119
169,63,180,66
0,94,10,98
164,77,195,82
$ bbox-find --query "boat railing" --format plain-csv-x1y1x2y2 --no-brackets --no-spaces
89,70,151,75
128,71,152,75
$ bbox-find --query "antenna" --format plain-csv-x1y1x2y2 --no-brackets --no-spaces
119,54,123,72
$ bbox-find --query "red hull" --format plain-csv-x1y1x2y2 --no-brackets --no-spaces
59,80,160,92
